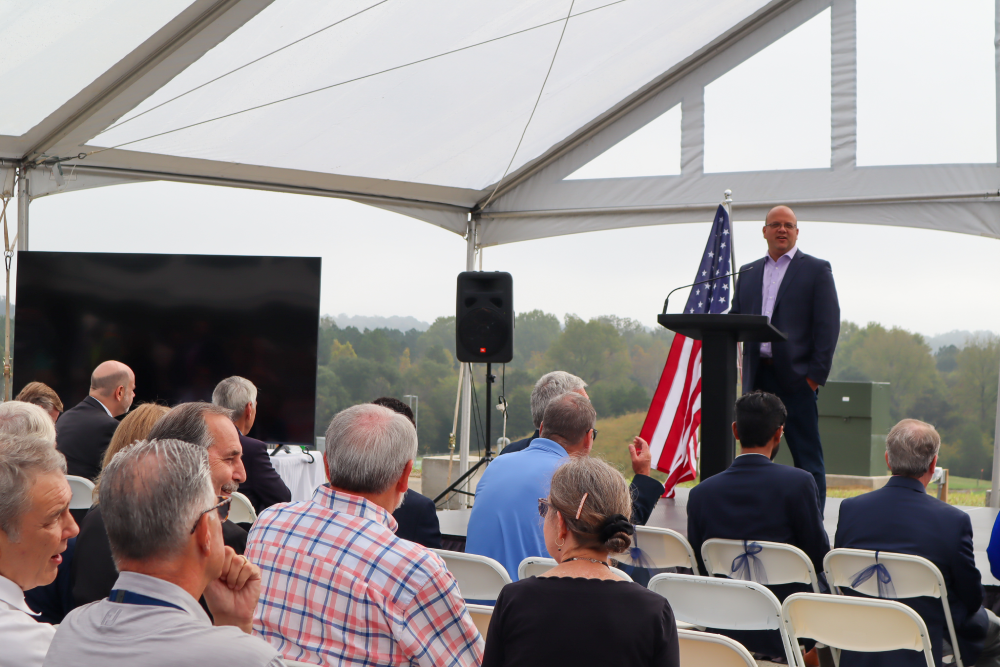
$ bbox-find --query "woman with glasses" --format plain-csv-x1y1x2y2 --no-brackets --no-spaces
482,456,679,667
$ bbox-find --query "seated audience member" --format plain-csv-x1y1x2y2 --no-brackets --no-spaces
56,360,135,480
15,383,64,424
987,511,1000,582
372,396,442,549
499,370,664,524
467,391,597,580
45,439,282,667
686,390,829,660
212,377,290,514
836,419,1000,667
0,416,78,667
0,400,57,446
70,403,170,608
246,404,482,666
483,456,679,667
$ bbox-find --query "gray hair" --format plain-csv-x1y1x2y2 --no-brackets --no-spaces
324,404,416,494
0,434,67,541
100,439,214,565
147,402,233,450
212,376,257,418
540,392,596,445
0,402,56,447
886,419,941,478
530,371,588,429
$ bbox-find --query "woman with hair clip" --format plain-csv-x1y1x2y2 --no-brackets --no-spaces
482,456,679,667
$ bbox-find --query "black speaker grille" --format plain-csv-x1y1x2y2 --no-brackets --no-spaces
457,307,509,357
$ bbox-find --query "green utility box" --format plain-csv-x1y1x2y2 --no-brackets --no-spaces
772,381,891,477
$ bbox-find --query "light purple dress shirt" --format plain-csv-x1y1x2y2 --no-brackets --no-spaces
759,245,798,358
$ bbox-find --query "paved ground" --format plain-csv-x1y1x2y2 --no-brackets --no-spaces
646,488,1000,586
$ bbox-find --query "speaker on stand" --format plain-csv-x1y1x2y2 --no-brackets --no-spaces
433,271,513,506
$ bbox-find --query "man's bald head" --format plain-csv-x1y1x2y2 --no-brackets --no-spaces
765,205,797,225
89,361,135,417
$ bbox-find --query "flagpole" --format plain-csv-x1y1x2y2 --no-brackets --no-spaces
724,189,743,394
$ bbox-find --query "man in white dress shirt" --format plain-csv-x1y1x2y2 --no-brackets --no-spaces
44,438,282,667
0,404,79,667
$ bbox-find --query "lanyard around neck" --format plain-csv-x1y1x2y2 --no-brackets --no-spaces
108,589,184,612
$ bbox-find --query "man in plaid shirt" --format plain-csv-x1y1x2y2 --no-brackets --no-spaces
245,403,483,666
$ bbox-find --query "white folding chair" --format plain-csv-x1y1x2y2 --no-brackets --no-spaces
516,556,634,582
648,573,798,665
701,538,821,593
677,629,756,667
66,475,95,510
430,549,512,602
228,491,257,524
824,548,963,666
466,603,494,641
614,526,698,571
782,593,935,667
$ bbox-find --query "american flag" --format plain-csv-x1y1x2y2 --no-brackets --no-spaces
639,204,733,497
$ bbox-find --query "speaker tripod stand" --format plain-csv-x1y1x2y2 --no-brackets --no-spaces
433,363,496,507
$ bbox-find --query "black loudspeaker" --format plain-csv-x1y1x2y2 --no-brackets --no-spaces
456,271,513,363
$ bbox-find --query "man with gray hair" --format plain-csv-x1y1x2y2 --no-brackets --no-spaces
835,419,1000,667
212,377,289,514
45,439,283,667
56,360,135,480
0,407,78,667
245,404,482,666
0,400,57,447
498,370,664,524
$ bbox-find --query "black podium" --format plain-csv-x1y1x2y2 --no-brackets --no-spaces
657,314,787,480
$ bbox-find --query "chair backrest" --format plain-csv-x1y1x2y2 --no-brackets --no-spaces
824,548,962,667
66,475,95,510
677,629,757,667
614,526,698,571
649,573,797,665
229,491,257,524
701,538,820,592
430,549,512,601
517,556,634,582
466,603,494,641
782,593,935,667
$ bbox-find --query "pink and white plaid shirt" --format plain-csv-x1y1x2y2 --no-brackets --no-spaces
245,485,483,667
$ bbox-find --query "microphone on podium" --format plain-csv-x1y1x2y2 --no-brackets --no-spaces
661,266,756,314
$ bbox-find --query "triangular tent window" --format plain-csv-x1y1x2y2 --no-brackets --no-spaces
564,104,681,180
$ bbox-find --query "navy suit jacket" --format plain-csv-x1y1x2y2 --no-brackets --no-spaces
835,476,986,667
500,429,664,525
238,433,291,513
730,250,840,394
56,397,121,480
392,489,443,549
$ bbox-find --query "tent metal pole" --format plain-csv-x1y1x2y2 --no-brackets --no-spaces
16,167,28,252
458,218,477,505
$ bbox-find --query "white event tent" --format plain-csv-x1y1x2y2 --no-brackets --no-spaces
1,0,998,501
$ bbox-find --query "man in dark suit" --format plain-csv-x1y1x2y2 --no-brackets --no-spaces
372,397,442,549
55,360,135,480
730,205,840,509
836,420,1000,667
500,370,664,525
212,376,290,514
687,390,829,660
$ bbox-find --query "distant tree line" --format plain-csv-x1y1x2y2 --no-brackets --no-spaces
317,314,999,477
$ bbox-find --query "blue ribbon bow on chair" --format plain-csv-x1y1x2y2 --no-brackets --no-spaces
627,527,655,569
730,540,768,584
849,551,896,599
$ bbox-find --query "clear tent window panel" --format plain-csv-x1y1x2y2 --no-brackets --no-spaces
0,0,195,136
564,104,681,179
703,7,832,174
857,0,996,166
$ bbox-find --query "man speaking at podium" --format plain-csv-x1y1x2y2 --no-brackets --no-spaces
730,205,840,510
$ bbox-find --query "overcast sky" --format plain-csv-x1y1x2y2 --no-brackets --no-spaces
14,0,1000,339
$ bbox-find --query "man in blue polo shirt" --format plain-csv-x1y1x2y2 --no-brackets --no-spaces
466,391,598,580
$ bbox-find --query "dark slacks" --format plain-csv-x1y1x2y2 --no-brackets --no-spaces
754,363,826,511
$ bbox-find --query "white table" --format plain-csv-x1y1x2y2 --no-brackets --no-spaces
270,450,327,502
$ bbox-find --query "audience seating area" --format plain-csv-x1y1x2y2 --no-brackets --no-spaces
429,549,512,602
702,538,822,593
677,629,757,667
66,475,95,510
228,491,258,524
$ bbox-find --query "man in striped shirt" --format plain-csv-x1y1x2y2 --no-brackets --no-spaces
245,403,483,667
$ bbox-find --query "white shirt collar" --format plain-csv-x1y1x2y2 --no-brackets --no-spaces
736,452,772,460
89,395,115,418
0,574,35,615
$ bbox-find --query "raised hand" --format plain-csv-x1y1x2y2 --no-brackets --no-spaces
629,436,652,477
203,546,261,633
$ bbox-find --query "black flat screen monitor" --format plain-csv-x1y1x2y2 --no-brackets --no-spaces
13,251,321,445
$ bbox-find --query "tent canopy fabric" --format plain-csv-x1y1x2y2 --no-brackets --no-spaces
1,0,999,245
